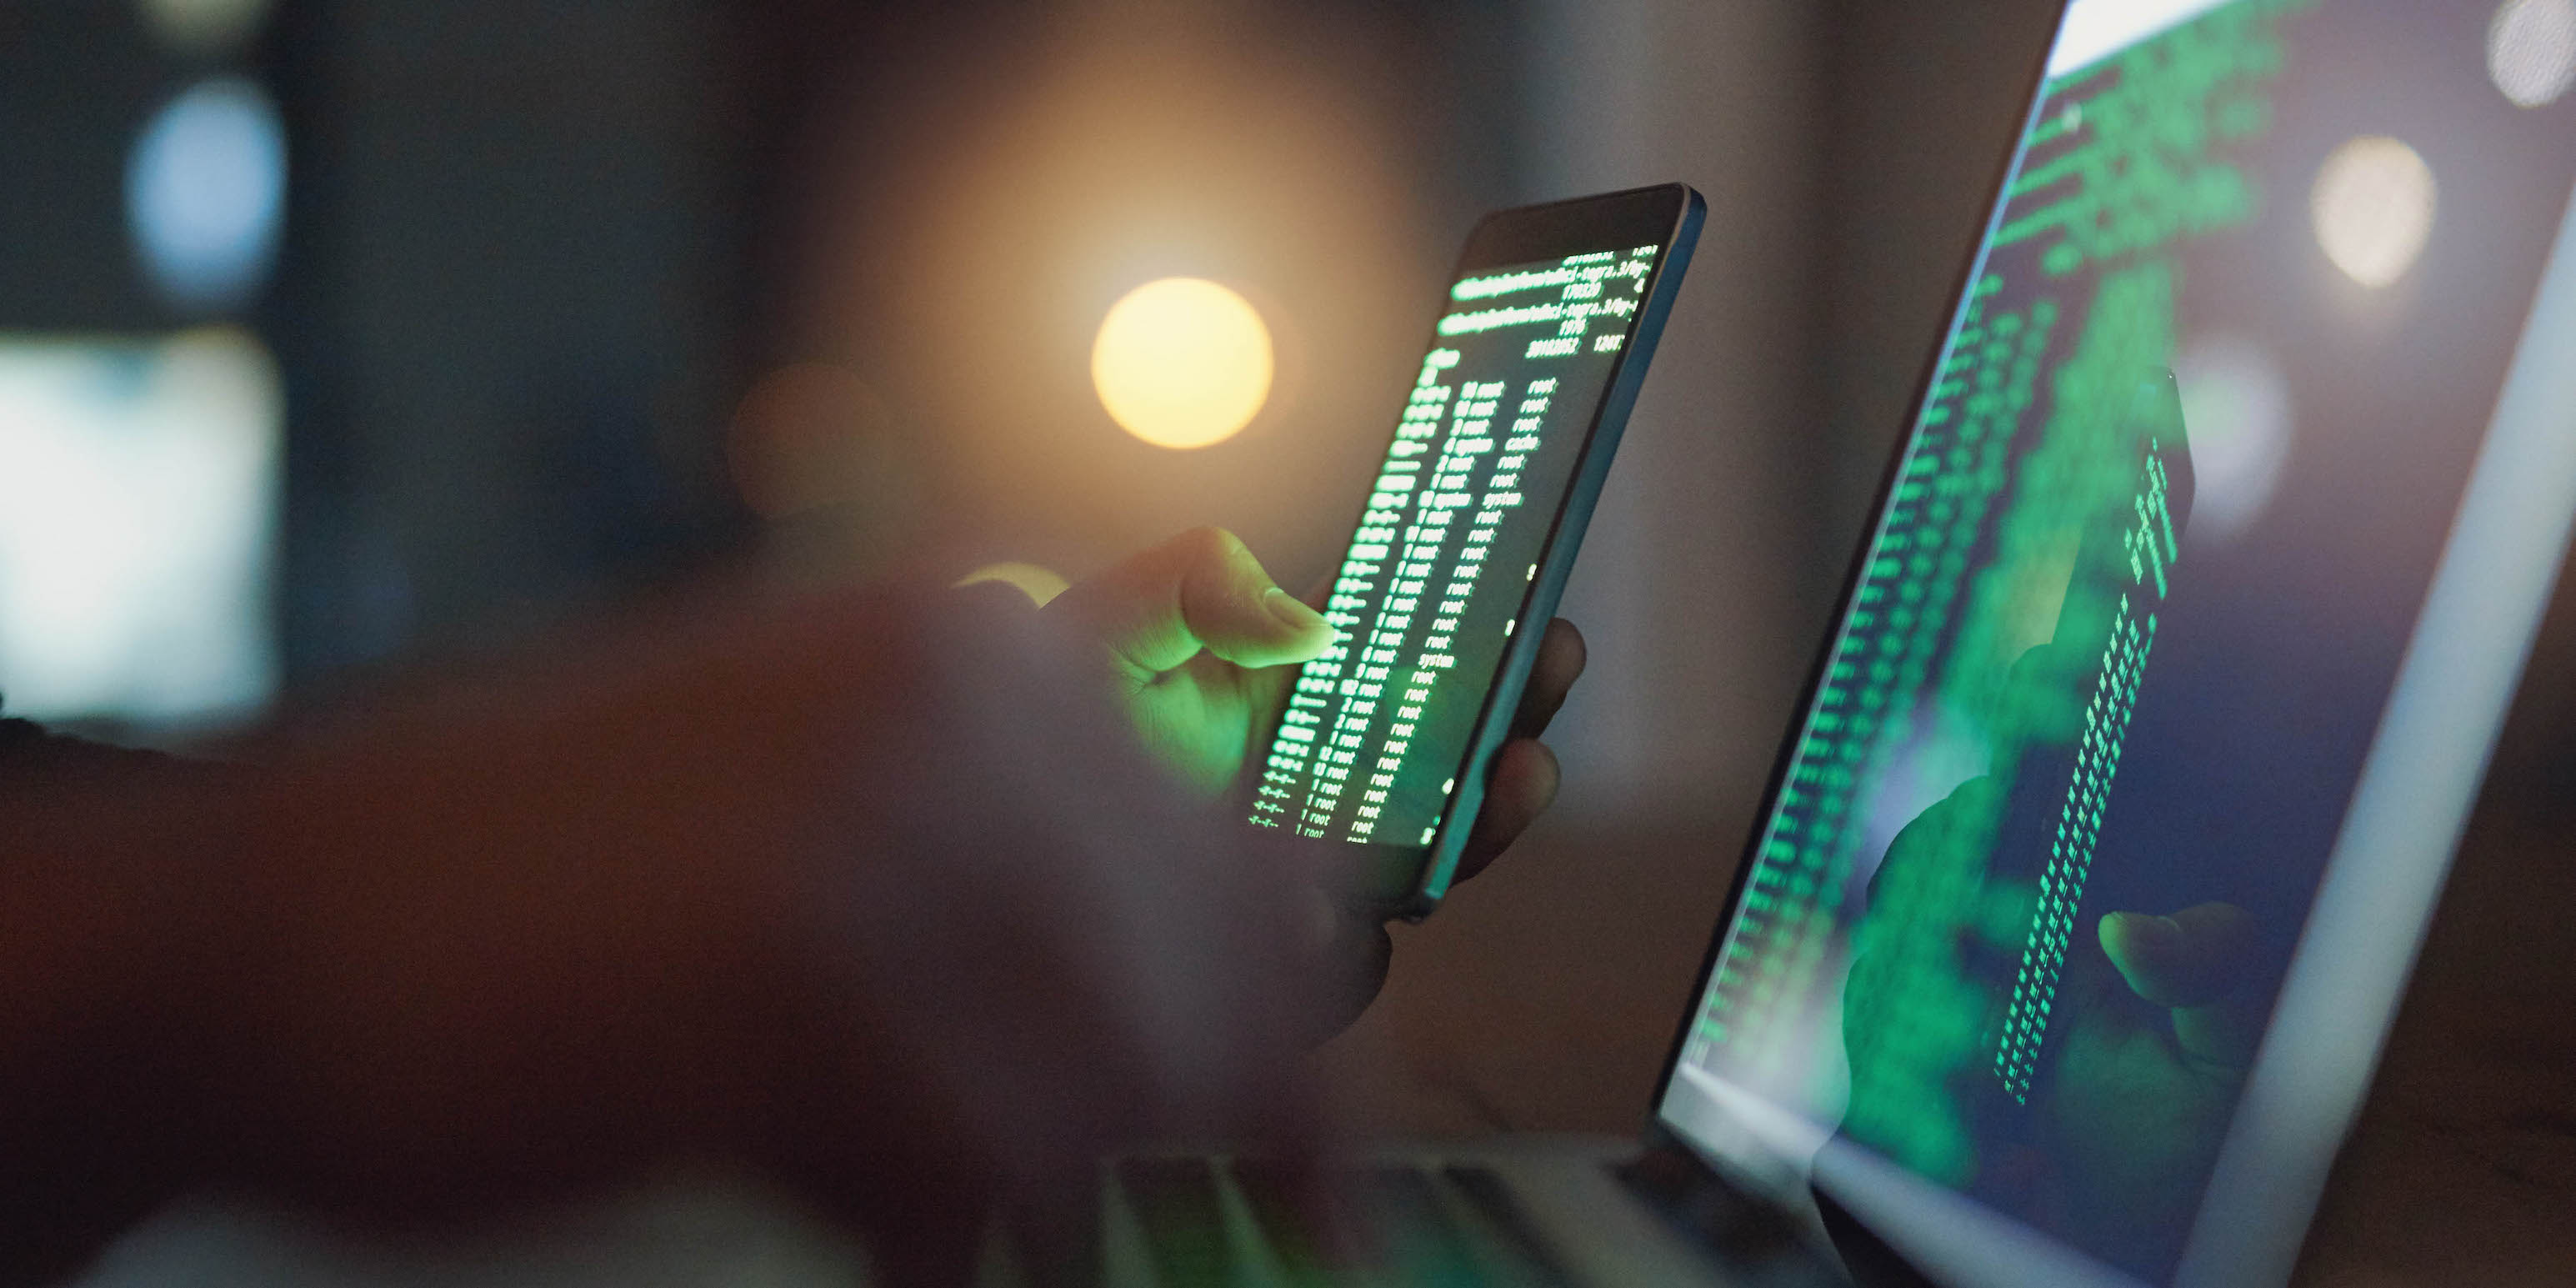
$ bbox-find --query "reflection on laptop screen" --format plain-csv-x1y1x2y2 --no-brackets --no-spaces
1658,0,2576,1283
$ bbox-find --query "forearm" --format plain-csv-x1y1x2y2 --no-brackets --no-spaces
0,772,244,1282
0,589,861,1269
0,573,1315,1275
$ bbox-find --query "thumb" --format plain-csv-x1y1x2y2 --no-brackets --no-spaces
1048,528,1337,684
2099,902,2260,1073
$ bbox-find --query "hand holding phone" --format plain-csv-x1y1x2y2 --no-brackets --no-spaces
1247,183,1704,919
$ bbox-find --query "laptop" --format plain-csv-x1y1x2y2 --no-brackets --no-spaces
1089,0,2576,1284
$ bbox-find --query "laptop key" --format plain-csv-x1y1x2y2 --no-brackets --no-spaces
1438,1165,1578,1288
1227,1155,1343,1287
1116,1156,1236,1287
1348,1165,1488,1284
1210,1157,1592,1287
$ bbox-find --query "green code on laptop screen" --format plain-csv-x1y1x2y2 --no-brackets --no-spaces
1249,245,1658,845
1655,0,2576,1278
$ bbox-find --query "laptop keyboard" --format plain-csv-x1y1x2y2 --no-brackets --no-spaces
1106,1155,1579,1288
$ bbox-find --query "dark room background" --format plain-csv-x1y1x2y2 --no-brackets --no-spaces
4,1,2570,1281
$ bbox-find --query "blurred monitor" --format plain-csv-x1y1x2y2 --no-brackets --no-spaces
0,328,280,730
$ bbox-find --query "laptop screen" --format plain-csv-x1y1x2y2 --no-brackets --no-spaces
1656,1,2576,1283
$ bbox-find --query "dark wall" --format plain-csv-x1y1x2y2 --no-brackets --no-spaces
1812,0,2067,547
271,0,744,679
0,4,185,330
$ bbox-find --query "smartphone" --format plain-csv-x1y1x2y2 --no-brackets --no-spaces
1245,183,1705,920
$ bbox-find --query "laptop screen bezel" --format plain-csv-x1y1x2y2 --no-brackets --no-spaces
1639,0,2065,1155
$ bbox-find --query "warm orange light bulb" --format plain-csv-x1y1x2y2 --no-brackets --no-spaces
1092,278,1273,449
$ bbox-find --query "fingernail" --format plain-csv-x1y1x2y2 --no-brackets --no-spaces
1266,587,1333,637
2105,910,2182,950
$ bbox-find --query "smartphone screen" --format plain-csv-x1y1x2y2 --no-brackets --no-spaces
1246,185,1701,913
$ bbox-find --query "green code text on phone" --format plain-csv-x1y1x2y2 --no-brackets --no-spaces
1250,244,1658,844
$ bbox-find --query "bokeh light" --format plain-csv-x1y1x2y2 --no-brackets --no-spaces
1091,277,1273,449
2173,333,2296,549
2489,0,2576,108
137,0,273,55
2311,136,2437,289
0,328,282,723
953,561,1071,607
126,78,288,312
